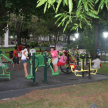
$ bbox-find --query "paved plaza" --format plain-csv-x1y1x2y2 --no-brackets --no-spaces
0,62,108,99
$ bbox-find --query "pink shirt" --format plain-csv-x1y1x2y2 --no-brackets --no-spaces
59,56,67,63
50,50,58,60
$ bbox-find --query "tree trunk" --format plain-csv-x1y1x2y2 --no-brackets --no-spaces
67,35,70,44
54,35,58,48
17,32,21,45
49,35,52,43
94,19,99,57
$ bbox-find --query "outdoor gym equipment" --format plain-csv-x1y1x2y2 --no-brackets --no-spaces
70,53,101,77
70,53,90,77
0,50,13,80
59,50,78,74
28,52,60,84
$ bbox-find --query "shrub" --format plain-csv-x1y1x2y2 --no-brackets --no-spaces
42,43,49,47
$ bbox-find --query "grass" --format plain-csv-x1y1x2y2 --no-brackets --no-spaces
0,51,108,108
98,62,108,75
0,80,108,108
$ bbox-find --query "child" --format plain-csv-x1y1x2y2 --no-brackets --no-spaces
50,47,58,72
57,52,67,66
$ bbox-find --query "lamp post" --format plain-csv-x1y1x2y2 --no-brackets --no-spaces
75,33,79,39
103,32,108,62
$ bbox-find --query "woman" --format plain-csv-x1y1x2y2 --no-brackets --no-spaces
20,45,31,79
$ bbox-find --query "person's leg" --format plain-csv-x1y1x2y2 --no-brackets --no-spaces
54,63,58,72
12,63,15,70
17,64,19,70
17,57,19,70
23,63,28,77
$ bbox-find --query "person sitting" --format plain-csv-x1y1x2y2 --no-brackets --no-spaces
0,60,9,74
57,52,67,66
86,55,101,76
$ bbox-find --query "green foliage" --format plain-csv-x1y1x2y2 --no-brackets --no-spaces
42,43,50,47
80,25,95,55
37,0,108,32
30,42,38,47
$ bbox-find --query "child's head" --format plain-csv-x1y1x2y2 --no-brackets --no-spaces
50,47,55,51
63,52,67,56
32,46,34,48
15,47,17,50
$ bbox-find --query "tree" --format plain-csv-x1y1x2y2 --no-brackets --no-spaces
37,0,108,32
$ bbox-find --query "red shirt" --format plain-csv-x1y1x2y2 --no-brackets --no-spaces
18,45,23,51
14,50,18,57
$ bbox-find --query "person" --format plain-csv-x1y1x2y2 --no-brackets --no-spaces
20,45,31,79
50,47,58,72
29,46,36,56
0,62,9,74
86,55,101,76
57,52,67,66
12,47,20,70
18,44,23,62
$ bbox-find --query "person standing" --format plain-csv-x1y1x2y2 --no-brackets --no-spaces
20,45,31,79
12,47,20,70
29,46,36,56
18,44,23,62
50,47,58,72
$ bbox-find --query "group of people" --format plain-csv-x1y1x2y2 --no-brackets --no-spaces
0,44,101,79
12,45,36,79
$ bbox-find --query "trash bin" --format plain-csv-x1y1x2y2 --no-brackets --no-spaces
9,51,13,58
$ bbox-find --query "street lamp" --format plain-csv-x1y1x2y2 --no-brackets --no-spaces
103,32,108,38
73,38,75,41
75,33,79,39
103,32,108,62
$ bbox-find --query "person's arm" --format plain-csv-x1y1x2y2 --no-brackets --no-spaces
23,50,29,59
63,56,67,61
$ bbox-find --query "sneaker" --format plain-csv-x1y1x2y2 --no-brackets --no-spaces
25,74,33,79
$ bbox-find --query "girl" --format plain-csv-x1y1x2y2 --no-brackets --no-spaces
50,47,58,72
20,45,31,79
57,52,67,66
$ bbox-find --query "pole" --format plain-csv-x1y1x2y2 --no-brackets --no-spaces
44,52,47,83
82,58,84,77
32,53,36,84
105,39,106,63
88,58,90,78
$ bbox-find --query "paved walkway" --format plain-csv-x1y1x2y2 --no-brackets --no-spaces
0,62,108,99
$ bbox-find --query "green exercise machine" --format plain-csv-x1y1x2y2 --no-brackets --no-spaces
28,52,60,84
0,50,13,80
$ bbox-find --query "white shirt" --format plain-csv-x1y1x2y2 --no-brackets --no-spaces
92,58,101,69
21,48,28,60
29,48,36,56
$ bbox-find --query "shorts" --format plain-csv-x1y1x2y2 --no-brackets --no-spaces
91,66,95,69
18,53,21,57
21,59,27,64
52,58,58,65
57,62,65,66
13,57,19,64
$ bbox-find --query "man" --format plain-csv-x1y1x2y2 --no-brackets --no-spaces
29,46,36,56
86,55,101,76
12,47,20,70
